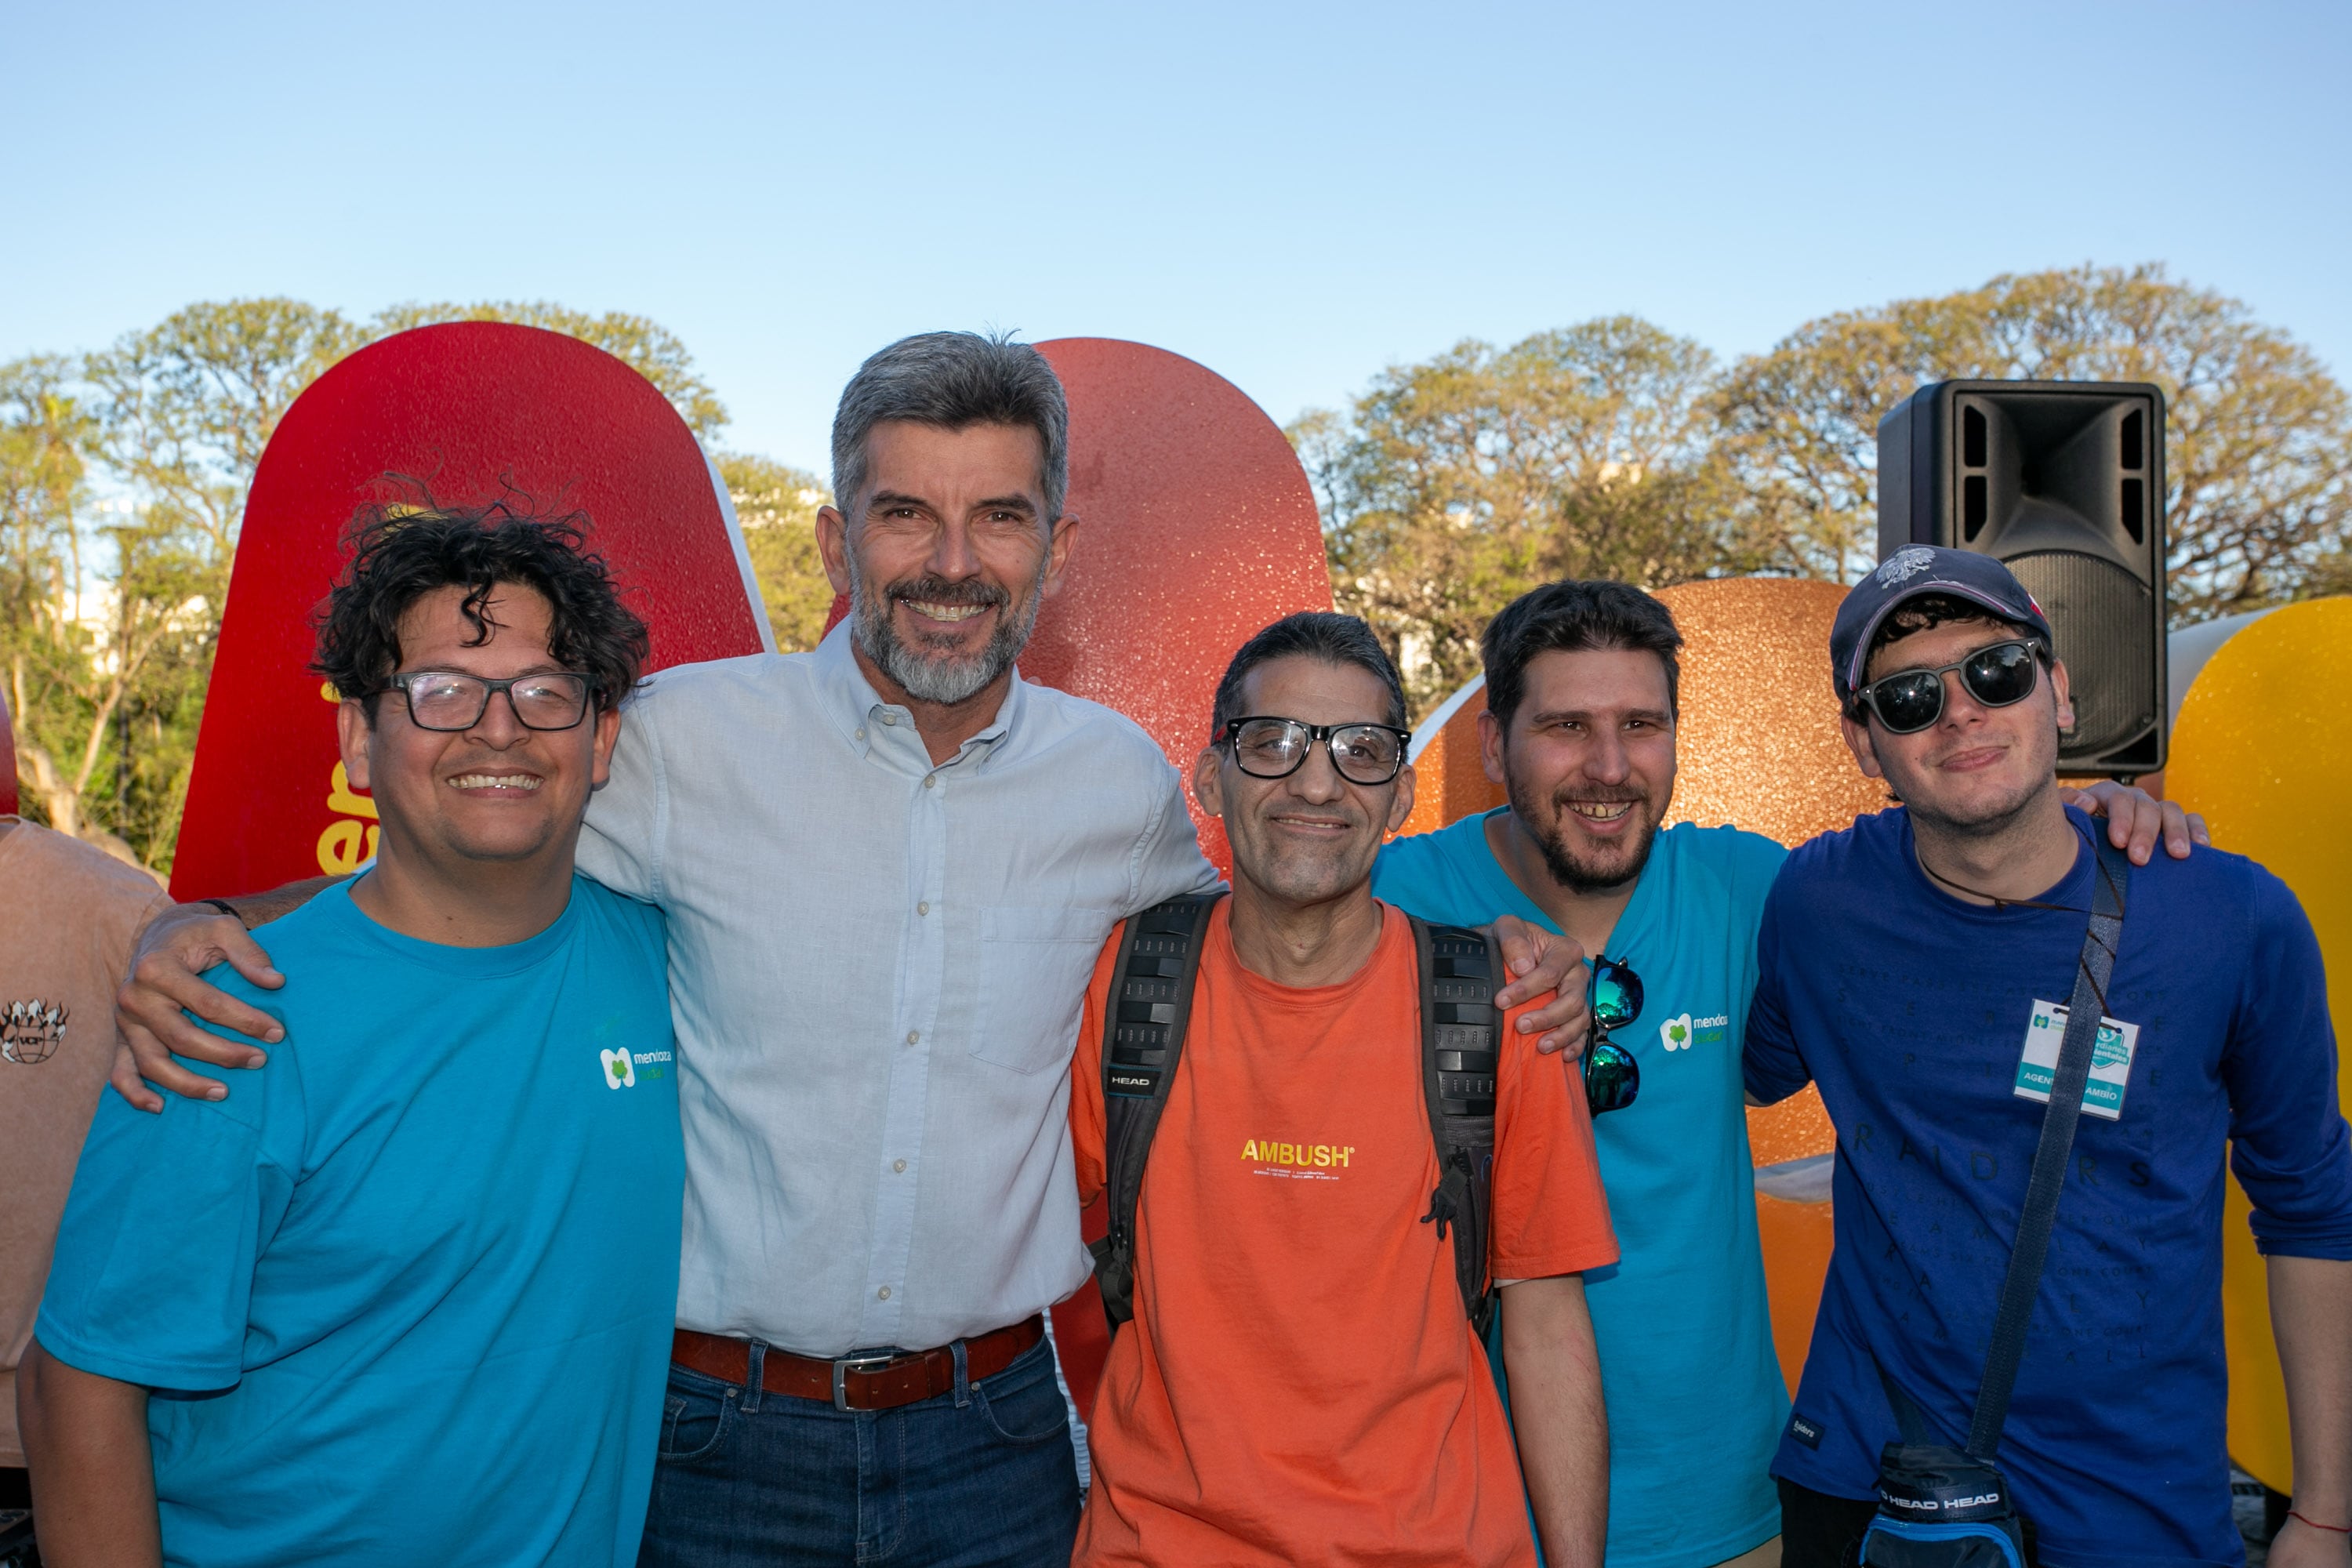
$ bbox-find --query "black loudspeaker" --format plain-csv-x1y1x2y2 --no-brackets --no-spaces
1878,379,2167,775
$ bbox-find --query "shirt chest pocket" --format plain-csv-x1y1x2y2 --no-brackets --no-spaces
973,906,1116,1075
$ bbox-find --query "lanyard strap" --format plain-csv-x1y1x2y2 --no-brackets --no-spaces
1965,834,2132,1460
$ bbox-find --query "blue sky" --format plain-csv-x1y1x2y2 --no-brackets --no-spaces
9,0,2349,477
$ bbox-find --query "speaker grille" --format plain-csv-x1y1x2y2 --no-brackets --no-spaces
2003,551,2156,760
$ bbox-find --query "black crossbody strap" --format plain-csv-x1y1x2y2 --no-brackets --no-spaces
1964,836,2132,1459
1412,916,1501,1332
1087,893,1223,1332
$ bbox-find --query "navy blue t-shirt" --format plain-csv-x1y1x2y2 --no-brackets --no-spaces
1745,807,2352,1568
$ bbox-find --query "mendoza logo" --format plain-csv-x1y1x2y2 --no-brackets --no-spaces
601,1047,674,1089
1658,1012,1730,1052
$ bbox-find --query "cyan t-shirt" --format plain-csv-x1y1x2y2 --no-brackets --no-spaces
1375,813,1790,1568
39,876,684,1568
1745,808,2352,1568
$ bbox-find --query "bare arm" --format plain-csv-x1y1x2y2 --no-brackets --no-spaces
2265,1255,2352,1567
111,877,342,1112
18,1339,163,1568
1499,1274,1606,1568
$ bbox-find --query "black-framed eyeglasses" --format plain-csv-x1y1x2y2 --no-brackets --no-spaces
1214,716,1413,786
381,670,597,732
1583,956,1642,1115
1854,638,2044,736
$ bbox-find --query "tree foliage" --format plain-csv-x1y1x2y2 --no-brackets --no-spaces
2,352,217,873
1301,317,1774,713
1715,264,2352,620
717,453,835,652
1307,270,2352,720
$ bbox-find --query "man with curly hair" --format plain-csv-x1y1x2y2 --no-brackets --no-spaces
18,507,683,1567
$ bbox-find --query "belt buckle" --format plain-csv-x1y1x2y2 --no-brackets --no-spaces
831,1352,898,1411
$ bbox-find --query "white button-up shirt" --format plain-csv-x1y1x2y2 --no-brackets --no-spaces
577,621,1216,1356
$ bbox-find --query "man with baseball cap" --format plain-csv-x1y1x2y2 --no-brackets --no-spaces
1745,545,2352,1566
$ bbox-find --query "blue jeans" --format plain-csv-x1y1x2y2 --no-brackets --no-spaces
636,1336,1080,1567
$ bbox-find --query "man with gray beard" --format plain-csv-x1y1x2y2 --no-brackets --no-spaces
113,332,1590,1566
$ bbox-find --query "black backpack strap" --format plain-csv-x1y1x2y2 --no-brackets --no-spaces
1964,835,2132,1460
1413,916,1501,1334
1087,892,1223,1333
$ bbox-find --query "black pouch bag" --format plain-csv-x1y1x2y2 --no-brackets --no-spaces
1858,836,2129,1568
1861,1441,2030,1566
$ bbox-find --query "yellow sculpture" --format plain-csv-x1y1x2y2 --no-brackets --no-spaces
2165,596,2352,1494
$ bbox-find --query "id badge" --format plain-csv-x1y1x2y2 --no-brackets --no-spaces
2014,999,2137,1120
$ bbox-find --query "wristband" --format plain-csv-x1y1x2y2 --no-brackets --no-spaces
2289,1508,2352,1534
201,898,246,928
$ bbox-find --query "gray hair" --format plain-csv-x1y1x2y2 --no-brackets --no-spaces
829,331,1070,524
1210,612,1410,738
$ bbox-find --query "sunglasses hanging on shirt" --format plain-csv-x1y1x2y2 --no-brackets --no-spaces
1583,956,1642,1115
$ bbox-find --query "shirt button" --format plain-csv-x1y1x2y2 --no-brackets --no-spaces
880,713,898,727
916,902,929,916
906,1030,920,1046
855,727,866,741
924,775,936,789
893,1159,907,1173
877,1286,891,1301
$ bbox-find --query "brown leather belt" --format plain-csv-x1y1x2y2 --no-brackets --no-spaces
670,1316,1044,1412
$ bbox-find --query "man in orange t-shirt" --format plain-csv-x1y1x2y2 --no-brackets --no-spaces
1071,612,1617,1567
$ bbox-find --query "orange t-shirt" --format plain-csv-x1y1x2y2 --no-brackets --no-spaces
1070,901,1619,1567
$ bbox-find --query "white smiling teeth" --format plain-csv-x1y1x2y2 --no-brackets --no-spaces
903,601,988,622
1573,802,1632,821
449,775,543,791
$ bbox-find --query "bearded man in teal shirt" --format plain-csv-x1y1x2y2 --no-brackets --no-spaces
1371,580,2198,1568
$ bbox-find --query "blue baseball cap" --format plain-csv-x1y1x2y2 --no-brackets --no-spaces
1831,546,2054,706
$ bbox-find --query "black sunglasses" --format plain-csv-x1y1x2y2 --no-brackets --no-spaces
1583,956,1642,1115
1854,639,2044,735
1215,716,1413,786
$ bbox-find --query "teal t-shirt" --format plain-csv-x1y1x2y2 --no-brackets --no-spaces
1374,814,1789,1568
38,877,684,1568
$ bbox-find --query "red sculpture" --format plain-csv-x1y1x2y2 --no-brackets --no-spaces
170,322,770,901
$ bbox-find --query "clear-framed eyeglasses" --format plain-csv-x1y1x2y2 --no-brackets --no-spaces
1214,716,1412,786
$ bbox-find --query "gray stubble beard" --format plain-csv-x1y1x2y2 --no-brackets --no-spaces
845,546,1047,707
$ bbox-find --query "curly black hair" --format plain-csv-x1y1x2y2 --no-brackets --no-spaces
312,491,649,719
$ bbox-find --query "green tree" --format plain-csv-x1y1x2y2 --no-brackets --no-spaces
86,299,366,560
2,354,213,874
373,301,729,441
717,453,834,652
1300,316,1768,715
1715,264,2352,622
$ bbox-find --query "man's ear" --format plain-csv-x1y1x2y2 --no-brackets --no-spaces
1838,711,1886,782
338,699,375,792
589,705,622,791
1478,707,1506,786
2047,657,2076,733
1191,746,1226,820
815,504,854,596
1386,762,1417,835
1039,514,1080,601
